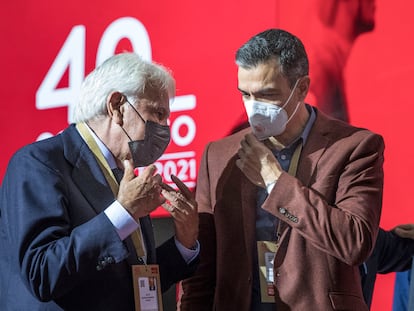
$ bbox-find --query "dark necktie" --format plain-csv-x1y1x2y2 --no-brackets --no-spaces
112,167,124,183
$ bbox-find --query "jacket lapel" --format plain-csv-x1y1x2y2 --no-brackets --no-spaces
62,124,115,214
240,174,258,271
61,125,151,264
296,112,331,187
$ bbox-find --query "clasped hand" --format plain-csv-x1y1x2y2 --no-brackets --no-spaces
161,175,198,249
117,160,198,249
236,133,282,188
393,224,414,240
117,160,165,219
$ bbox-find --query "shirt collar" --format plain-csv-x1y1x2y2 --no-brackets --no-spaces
84,124,118,170
283,104,316,150
301,104,316,146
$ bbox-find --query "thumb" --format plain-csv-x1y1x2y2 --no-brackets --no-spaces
393,224,414,239
123,159,135,180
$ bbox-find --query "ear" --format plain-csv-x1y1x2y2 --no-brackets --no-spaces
297,76,310,101
107,91,125,126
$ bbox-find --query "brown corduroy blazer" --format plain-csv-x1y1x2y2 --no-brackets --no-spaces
180,108,384,311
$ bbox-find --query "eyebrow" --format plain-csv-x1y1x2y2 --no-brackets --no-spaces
237,87,279,96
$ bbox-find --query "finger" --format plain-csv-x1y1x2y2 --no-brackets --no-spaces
161,201,188,221
160,181,175,192
393,227,412,239
237,148,245,160
153,183,162,195
156,194,166,205
141,164,157,179
123,160,135,180
161,188,179,204
240,138,248,150
243,133,253,146
161,189,190,214
161,201,175,213
133,167,140,177
171,175,194,200
153,173,162,184
245,133,258,144
175,207,190,216
393,224,414,230
165,208,185,222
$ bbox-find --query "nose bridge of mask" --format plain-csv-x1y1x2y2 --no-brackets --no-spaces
243,78,300,113
244,102,279,132
256,102,281,121
244,98,281,116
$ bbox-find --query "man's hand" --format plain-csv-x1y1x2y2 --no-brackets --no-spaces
236,133,282,188
393,224,414,240
117,160,166,220
161,175,198,249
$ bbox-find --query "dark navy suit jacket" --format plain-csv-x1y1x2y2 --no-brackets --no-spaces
0,124,198,310
361,228,414,309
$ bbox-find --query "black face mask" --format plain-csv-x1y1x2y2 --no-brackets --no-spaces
129,120,170,167
122,100,170,167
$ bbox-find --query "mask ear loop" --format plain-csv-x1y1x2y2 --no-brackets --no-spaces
284,79,302,125
285,101,301,125
126,100,146,124
115,95,133,142
118,94,145,141
120,126,132,141
119,95,149,141
281,79,301,110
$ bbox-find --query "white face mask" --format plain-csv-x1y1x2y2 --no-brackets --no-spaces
243,80,300,140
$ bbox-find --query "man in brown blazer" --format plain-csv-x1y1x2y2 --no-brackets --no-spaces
179,29,384,310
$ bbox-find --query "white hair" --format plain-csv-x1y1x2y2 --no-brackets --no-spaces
73,52,175,122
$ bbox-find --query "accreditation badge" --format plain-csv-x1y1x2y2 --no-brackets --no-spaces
257,241,278,303
132,264,163,311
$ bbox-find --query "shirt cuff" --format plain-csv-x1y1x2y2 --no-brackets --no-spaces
266,180,277,194
175,239,200,264
104,200,139,240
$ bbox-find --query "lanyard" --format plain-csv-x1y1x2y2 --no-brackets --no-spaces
76,122,119,196
287,140,303,177
76,122,147,259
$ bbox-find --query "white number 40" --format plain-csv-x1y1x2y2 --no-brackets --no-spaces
36,17,152,124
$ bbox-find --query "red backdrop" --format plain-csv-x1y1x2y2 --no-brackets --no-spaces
1,1,413,310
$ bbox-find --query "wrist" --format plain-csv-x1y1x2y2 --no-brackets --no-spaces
176,236,198,250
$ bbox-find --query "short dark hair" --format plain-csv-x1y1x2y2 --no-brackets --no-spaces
235,29,309,87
